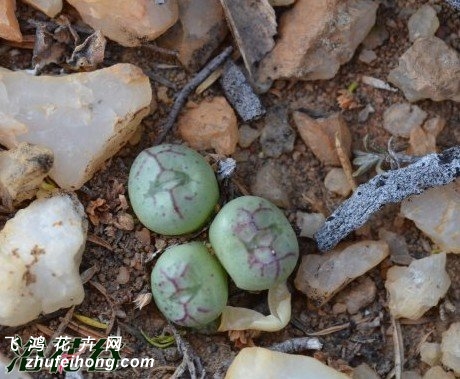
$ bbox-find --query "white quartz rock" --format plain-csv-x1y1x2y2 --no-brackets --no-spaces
295,240,389,306
22,0,62,17
0,193,87,327
0,64,152,190
420,342,441,366
66,0,178,47
441,322,460,375
401,180,460,253
225,347,349,379
385,253,451,320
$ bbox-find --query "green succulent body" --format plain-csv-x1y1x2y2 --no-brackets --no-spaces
151,242,228,328
209,196,299,291
128,144,219,235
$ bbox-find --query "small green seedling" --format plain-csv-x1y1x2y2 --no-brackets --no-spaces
151,242,228,328
209,196,299,291
128,144,219,235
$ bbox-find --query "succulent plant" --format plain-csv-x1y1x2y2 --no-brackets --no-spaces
128,144,219,235
151,242,228,328
209,196,299,291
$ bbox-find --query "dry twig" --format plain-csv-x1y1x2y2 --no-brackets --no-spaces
154,46,233,144
316,146,460,251
169,324,205,379
335,131,357,191
89,281,116,335
387,317,404,379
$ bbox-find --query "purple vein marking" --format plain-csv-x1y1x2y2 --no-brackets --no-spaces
233,204,296,279
143,146,190,219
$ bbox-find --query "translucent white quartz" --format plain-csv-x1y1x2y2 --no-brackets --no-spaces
385,253,451,319
401,180,460,254
0,64,152,190
0,194,87,326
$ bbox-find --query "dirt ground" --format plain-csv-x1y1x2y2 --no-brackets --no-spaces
0,1,459,378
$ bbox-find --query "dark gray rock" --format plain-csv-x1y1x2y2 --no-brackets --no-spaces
220,60,266,122
260,107,296,158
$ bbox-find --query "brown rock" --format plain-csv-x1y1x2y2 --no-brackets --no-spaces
0,0,22,42
256,0,378,88
22,0,62,17
157,0,227,71
293,111,352,166
178,97,238,155
409,126,436,156
388,37,460,102
66,0,178,47
334,276,377,314
423,116,446,137
408,117,445,156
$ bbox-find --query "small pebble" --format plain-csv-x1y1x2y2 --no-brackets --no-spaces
408,5,439,42
358,49,377,64
260,107,296,158
295,240,389,306
385,253,451,319
251,160,291,208
334,276,377,314
116,266,130,285
383,103,427,138
134,228,151,247
296,212,326,238
441,322,460,375
238,124,261,148
402,371,422,379
423,366,455,379
388,36,460,102
352,363,380,379
358,103,375,123
178,97,238,155
324,168,352,197
362,24,389,49
420,342,441,366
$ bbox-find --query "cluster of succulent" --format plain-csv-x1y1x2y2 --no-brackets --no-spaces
128,144,299,328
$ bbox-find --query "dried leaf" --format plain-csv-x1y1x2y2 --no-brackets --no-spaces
336,89,360,110
32,24,66,69
228,330,260,349
74,313,108,330
67,30,106,70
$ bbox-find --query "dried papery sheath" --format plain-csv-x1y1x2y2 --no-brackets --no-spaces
315,146,460,252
